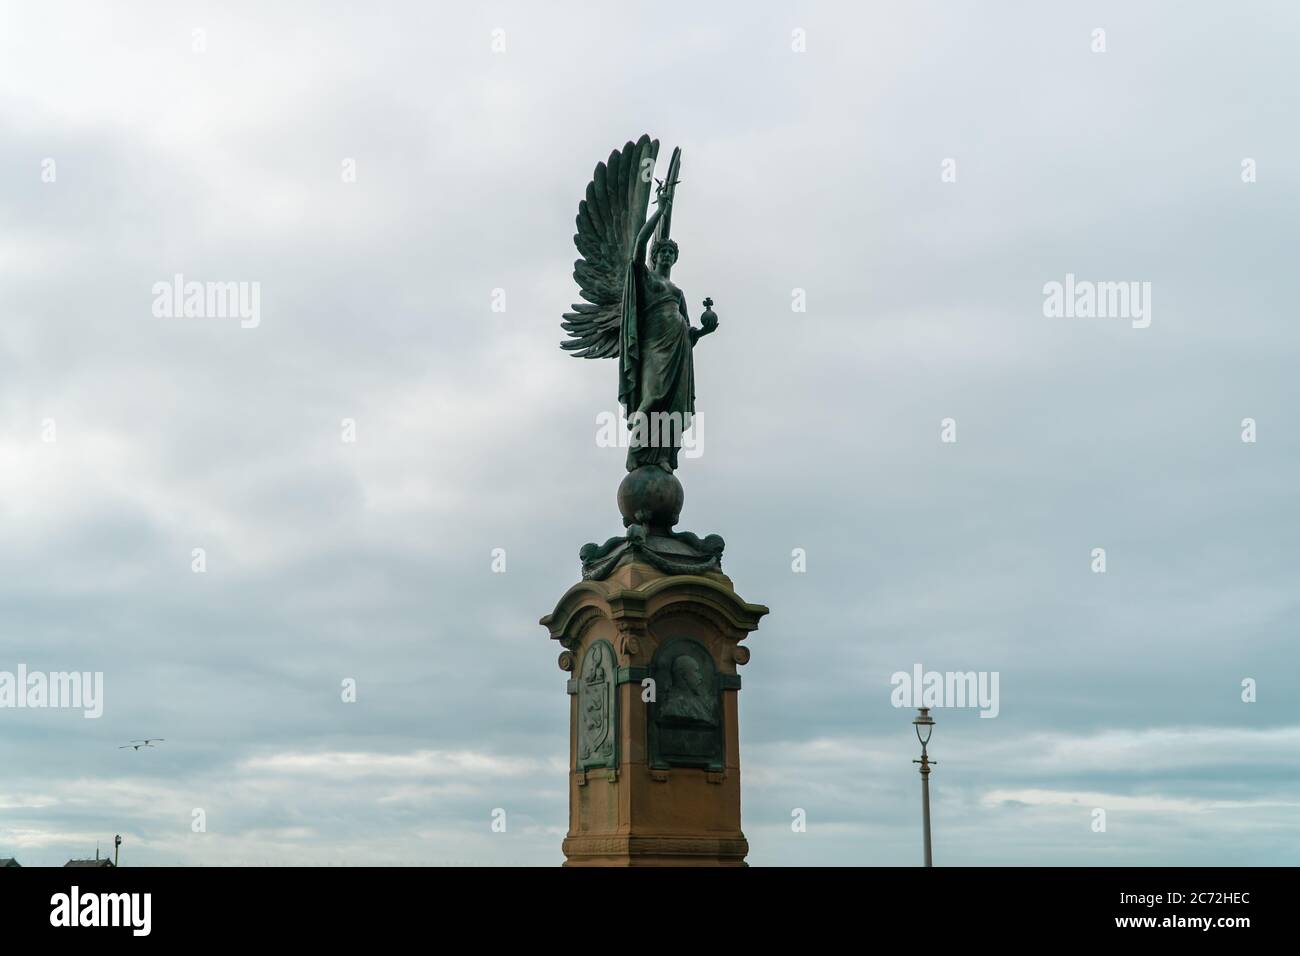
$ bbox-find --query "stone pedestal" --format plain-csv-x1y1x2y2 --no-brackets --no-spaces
540,561,767,866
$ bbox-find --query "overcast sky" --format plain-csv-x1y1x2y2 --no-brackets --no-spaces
2,1,1298,866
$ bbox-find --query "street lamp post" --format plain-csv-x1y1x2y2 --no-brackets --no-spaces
912,707,936,867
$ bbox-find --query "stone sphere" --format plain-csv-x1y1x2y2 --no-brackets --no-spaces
617,466,684,530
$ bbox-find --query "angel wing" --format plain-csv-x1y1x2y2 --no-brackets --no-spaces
561,135,659,358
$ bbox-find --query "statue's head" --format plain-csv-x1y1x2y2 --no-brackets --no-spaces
651,238,678,273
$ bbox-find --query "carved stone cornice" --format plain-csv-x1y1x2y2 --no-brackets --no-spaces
540,564,768,648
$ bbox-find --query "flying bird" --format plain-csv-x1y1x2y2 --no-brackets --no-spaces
119,739,164,750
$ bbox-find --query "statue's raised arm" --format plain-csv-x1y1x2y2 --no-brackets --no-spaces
634,190,667,268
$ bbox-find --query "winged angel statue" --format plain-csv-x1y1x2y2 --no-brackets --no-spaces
562,136,725,580
562,135,718,474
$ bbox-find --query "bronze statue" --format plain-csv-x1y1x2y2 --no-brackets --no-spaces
563,136,726,580
562,135,717,474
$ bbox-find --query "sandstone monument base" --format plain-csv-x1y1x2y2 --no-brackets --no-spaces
541,560,767,866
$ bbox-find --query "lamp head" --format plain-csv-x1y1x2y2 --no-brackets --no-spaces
913,707,935,747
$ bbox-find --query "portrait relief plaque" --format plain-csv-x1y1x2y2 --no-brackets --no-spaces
649,637,723,771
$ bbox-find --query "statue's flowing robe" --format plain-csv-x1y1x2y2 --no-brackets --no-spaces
618,260,695,471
